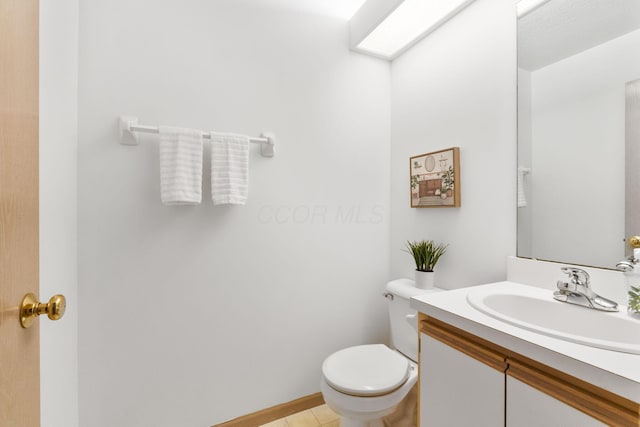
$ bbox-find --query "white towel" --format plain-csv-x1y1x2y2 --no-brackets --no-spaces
159,126,203,205
517,166,530,208
210,132,249,205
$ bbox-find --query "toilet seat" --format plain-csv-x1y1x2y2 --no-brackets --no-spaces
322,344,409,397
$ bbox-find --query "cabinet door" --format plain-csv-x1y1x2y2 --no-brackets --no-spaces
506,376,605,427
419,333,505,427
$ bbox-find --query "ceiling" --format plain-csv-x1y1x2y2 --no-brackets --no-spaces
518,0,640,71
261,0,640,70
261,0,368,19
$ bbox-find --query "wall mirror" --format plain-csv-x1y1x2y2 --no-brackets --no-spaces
517,0,640,269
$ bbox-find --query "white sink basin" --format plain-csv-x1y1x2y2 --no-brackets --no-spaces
466,284,640,355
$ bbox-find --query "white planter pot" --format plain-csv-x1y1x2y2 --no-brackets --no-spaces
415,270,435,289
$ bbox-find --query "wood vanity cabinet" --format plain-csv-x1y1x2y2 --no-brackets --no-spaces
506,375,604,426
419,333,505,426
418,314,640,427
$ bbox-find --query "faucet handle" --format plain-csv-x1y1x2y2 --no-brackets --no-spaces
560,267,590,287
556,280,573,293
616,259,635,272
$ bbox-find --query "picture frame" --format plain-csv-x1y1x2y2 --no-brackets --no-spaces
410,147,460,208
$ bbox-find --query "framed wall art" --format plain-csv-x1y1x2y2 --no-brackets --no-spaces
410,147,460,208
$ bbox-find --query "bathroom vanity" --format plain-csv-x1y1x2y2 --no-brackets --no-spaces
411,282,640,427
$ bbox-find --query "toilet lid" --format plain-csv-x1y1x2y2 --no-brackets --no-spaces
322,344,409,397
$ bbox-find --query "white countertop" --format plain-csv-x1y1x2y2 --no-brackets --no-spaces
410,281,640,403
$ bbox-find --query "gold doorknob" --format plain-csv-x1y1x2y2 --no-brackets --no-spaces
20,293,66,329
629,236,640,249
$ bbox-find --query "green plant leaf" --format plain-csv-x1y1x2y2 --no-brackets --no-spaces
404,240,448,272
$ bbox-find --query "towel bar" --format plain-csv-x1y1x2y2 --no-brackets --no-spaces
118,116,275,157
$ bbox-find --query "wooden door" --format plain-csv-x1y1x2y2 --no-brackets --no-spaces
0,0,41,426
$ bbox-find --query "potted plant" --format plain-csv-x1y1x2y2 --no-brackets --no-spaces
411,175,419,200
629,285,640,318
441,166,454,197
404,240,448,289
439,184,448,199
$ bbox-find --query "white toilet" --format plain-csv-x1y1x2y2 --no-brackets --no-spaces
320,279,442,427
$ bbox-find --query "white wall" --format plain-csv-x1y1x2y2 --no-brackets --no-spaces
390,0,517,288
77,1,390,425
39,0,79,426
528,29,640,268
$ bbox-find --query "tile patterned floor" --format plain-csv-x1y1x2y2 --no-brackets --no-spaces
258,387,417,427
259,404,339,427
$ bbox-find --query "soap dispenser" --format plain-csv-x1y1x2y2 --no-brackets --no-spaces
616,236,640,318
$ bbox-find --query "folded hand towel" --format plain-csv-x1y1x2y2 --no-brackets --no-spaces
210,132,249,205
517,166,530,208
159,126,203,205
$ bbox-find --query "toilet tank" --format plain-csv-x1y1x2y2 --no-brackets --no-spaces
385,279,442,362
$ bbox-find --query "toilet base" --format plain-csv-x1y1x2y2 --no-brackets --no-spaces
339,417,384,427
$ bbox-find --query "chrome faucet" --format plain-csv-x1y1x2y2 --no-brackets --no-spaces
553,267,618,312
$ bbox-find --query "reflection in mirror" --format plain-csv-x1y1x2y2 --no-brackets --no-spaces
627,79,640,257
517,0,640,269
